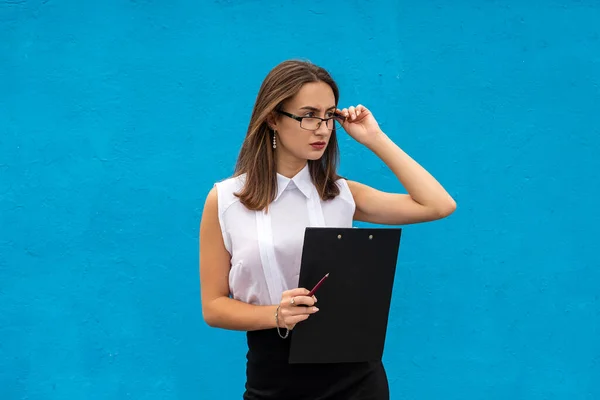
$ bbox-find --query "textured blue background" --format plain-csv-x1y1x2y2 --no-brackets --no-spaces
1,1,599,399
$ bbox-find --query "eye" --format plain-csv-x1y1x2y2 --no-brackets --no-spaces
304,112,315,117
326,111,335,118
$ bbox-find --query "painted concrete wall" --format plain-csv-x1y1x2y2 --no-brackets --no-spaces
1,1,599,399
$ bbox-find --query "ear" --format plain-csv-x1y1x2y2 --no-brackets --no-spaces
266,110,278,132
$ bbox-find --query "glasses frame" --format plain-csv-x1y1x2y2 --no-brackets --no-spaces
276,109,344,131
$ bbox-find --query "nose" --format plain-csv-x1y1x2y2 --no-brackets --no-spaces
315,119,330,136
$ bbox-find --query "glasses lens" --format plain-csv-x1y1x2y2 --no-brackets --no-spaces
301,118,321,130
326,118,338,130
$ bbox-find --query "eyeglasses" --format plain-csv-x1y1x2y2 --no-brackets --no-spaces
276,110,342,131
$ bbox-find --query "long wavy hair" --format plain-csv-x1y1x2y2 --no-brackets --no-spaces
233,60,342,211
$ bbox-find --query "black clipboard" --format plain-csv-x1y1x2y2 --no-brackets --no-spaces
288,227,402,364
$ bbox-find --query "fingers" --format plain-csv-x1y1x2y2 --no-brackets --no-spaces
334,110,347,122
280,304,319,329
284,313,310,329
286,304,319,315
356,104,365,117
279,287,320,329
282,295,316,311
337,105,368,122
282,288,317,305
348,106,356,120
337,108,349,120
292,295,316,307
284,287,310,297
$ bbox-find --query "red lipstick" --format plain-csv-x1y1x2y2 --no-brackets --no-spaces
310,141,326,150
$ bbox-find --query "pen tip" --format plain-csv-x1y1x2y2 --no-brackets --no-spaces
325,273,329,277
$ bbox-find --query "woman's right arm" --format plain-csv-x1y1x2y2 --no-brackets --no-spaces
199,188,318,331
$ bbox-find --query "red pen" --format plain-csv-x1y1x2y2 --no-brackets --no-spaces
307,273,329,297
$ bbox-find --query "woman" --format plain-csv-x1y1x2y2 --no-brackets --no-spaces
199,60,456,399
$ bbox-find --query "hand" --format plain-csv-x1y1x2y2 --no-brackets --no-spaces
277,288,319,330
336,104,383,146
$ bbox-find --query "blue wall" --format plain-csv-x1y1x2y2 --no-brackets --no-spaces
1,1,599,399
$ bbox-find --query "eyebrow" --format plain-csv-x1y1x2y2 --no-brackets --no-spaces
299,105,337,112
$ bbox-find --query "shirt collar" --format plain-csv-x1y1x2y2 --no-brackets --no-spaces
275,164,313,202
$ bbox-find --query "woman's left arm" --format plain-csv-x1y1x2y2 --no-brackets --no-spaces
337,104,457,225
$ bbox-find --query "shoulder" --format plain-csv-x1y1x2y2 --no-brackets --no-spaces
203,175,244,214
342,179,379,206
333,177,356,206
343,179,372,196
339,179,380,208
215,173,246,192
213,174,246,212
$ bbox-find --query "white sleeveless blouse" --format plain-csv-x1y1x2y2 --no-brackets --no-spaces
214,164,356,306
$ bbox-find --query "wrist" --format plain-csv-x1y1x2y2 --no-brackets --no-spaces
364,129,390,151
268,305,281,328
274,304,290,339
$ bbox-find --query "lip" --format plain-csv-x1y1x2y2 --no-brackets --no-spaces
310,141,326,150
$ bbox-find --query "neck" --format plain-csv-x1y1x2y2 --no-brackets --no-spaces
275,151,307,178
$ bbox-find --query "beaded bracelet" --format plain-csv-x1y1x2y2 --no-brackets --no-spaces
275,305,289,339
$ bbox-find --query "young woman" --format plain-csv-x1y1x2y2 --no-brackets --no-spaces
199,60,456,399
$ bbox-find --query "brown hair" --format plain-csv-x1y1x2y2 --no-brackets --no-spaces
233,60,342,211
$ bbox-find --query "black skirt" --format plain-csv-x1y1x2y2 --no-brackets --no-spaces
243,329,389,400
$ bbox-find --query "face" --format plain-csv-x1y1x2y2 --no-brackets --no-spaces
271,81,337,163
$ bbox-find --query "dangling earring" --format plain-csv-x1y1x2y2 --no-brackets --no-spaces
272,130,277,149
